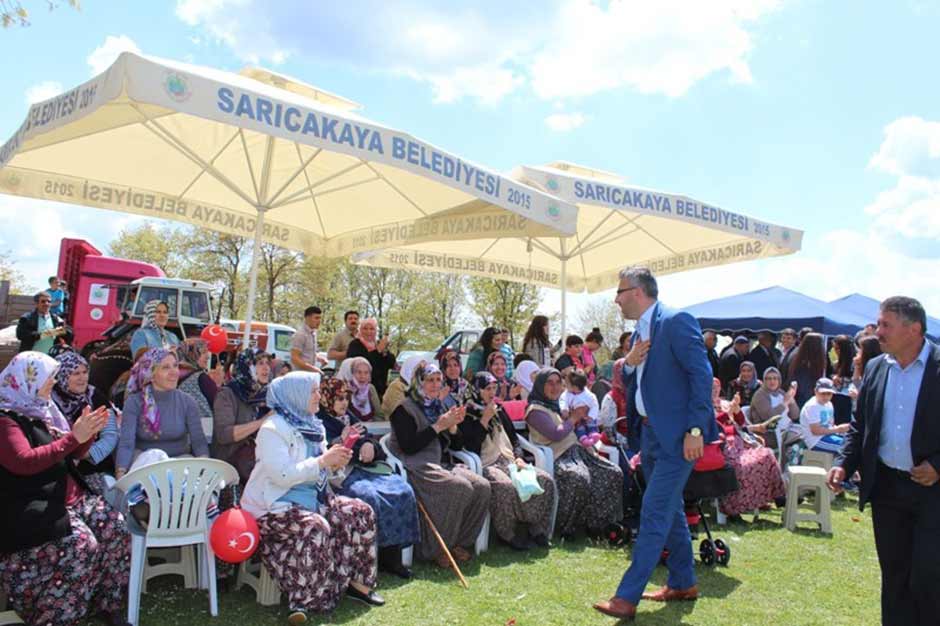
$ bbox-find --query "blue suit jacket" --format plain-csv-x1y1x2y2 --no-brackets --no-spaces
624,302,718,457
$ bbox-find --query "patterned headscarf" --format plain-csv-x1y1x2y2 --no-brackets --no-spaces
512,360,540,394
51,350,95,424
527,367,563,415
226,349,270,409
0,351,70,432
463,371,497,414
127,347,175,435
608,358,627,418
266,371,325,447
142,300,169,344
438,349,467,398
485,351,511,400
177,338,208,373
737,360,760,392
319,377,349,419
407,362,445,424
338,356,372,416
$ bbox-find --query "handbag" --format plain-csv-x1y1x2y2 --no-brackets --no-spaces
509,463,545,502
693,441,726,472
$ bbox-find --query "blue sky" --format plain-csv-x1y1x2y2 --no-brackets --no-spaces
2,0,940,325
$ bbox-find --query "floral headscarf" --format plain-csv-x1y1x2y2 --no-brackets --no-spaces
142,300,169,344
736,361,760,392
485,351,511,400
178,338,208,373
127,347,175,435
51,350,95,424
0,351,70,432
226,349,270,408
407,362,445,424
463,371,497,414
527,367,563,415
266,371,325,448
338,356,372,416
438,349,467,398
319,377,349,419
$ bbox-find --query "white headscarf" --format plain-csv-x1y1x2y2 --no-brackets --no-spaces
398,353,427,386
513,360,540,394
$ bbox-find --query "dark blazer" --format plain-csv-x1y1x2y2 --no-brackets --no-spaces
623,302,719,457
16,310,67,352
836,341,940,509
748,344,780,379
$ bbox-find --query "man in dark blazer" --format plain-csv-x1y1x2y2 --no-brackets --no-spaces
748,331,781,379
594,268,717,620
15,291,67,353
829,296,940,626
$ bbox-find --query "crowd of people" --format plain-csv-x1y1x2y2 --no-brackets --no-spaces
1,267,933,626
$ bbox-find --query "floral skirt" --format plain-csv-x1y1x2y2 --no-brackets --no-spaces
257,497,377,613
339,467,420,548
720,437,786,516
484,458,555,541
554,445,624,536
0,494,130,626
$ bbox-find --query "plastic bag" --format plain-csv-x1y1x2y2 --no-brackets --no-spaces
509,463,544,502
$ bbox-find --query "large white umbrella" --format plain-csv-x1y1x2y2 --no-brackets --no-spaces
0,53,576,344
354,161,804,336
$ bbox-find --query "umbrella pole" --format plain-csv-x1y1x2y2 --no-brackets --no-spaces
242,207,266,349
559,241,568,340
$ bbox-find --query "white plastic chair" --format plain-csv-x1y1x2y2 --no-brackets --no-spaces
379,434,488,557
516,435,559,537
114,458,238,626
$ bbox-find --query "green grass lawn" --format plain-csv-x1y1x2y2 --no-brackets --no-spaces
111,496,880,626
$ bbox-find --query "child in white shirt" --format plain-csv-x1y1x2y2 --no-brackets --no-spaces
799,377,850,454
560,369,601,448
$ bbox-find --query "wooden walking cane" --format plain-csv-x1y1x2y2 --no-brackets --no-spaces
416,498,469,589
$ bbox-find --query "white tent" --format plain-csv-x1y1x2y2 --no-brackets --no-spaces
354,162,804,335
0,53,576,343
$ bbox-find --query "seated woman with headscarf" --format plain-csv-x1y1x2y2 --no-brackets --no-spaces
459,372,555,550
52,351,120,485
114,348,210,480
512,359,539,402
711,379,786,518
388,363,491,568
212,349,271,484
726,360,760,407
485,350,515,402
129,300,180,359
337,356,383,421
380,354,423,417
242,372,383,622
346,318,396,399
0,352,131,626
438,348,467,408
176,338,217,439
525,368,623,538
748,366,802,459
317,378,419,579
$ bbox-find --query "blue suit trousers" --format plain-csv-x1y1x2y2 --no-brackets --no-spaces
615,424,696,603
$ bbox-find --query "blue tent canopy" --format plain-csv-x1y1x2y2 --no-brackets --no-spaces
829,293,940,341
686,286,870,336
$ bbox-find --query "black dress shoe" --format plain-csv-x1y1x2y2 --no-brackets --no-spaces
346,586,385,606
386,563,413,580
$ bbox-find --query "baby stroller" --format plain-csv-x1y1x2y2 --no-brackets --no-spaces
610,435,739,567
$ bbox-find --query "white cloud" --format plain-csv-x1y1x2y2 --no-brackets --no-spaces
868,116,940,178
24,81,64,105
544,112,586,132
87,35,142,76
174,0,783,105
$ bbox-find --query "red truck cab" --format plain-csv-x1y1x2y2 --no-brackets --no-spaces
56,238,164,350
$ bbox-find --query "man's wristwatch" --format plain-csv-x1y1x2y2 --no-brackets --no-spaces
687,427,702,437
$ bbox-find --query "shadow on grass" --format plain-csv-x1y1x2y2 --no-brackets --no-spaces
648,565,742,599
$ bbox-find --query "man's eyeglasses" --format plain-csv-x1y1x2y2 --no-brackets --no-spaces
616,286,638,296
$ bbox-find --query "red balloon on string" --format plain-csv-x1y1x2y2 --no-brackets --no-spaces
200,324,229,354
210,507,260,563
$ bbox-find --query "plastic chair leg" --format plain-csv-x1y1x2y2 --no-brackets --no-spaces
128,534,147,626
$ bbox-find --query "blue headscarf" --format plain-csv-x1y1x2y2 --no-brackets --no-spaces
266,371,325,450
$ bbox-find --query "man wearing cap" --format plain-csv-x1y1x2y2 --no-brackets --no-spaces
828,296,940,626
719,335,750,393
594,267,716,620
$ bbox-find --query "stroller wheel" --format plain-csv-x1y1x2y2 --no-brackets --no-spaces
606,523,627,547
699,539,716,566
714,539,731,566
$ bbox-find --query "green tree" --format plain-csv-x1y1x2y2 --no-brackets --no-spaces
574,295,632,363
2,1,79,28
467,278,541,348
256,243,302,322
184,231,250,319
108,222,190,277
0,249,30,293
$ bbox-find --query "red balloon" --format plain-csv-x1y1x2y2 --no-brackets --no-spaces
210,507,260,563
200,324,229,354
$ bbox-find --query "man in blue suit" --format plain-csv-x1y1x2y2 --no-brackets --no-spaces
594,267,718,620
